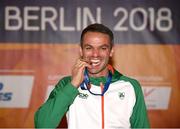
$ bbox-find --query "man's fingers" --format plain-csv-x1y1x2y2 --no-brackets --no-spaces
75,58,91,68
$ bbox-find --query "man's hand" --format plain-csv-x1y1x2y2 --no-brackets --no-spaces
71,58,91,88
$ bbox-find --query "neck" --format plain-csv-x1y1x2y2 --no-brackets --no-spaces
89,67,109,78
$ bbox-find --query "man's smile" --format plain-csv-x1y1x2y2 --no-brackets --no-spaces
90,59,101,67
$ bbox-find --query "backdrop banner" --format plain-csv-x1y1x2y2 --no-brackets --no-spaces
0,0,180,128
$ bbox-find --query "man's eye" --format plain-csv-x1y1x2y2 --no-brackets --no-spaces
85,47,92,50
101,47,108,50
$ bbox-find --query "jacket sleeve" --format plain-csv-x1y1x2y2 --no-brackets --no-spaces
130,79,150,128
34,77,79,128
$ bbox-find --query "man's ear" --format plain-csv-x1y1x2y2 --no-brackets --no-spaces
79,46,83,57
110,47,114,57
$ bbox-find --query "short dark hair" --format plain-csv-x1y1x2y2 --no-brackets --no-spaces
80,23,114,49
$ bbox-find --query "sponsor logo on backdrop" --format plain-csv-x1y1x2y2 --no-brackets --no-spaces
0,82,12,101
0,75,34,108
142,86,171,110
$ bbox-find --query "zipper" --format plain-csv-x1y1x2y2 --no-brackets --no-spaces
101,83,105,129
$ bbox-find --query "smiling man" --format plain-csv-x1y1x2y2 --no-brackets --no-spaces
34,23,150,129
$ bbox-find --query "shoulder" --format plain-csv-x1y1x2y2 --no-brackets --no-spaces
57,76,71,86
120,75,140,87
113,69,140,87
113,69,142,94
48,76,72,98
119,75,143,96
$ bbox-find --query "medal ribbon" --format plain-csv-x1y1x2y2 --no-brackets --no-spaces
80,67,112,96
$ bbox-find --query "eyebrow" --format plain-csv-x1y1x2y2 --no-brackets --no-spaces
100,44,110,48
83,44,110,48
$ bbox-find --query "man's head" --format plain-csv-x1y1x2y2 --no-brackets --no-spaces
80,23,114,49
80,23,114,77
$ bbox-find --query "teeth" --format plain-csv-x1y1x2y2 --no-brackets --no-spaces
92,63,99,66
90,59,100,66
91,59,100,63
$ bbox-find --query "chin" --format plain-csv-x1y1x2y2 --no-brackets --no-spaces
87,69,99,74
88,70,98,74
88,68,105,75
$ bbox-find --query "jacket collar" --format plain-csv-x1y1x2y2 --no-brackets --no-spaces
89,68,122,86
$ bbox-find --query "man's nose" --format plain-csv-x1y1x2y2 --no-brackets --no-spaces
92,49,99,57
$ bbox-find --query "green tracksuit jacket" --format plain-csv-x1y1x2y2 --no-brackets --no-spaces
34,69,150,129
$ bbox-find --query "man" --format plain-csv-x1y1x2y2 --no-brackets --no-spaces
34,23,150,128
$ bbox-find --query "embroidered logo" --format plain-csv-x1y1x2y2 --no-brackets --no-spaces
118,92,125,100
78,93,88,99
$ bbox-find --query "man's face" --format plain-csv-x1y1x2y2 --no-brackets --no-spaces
80,32,114,77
